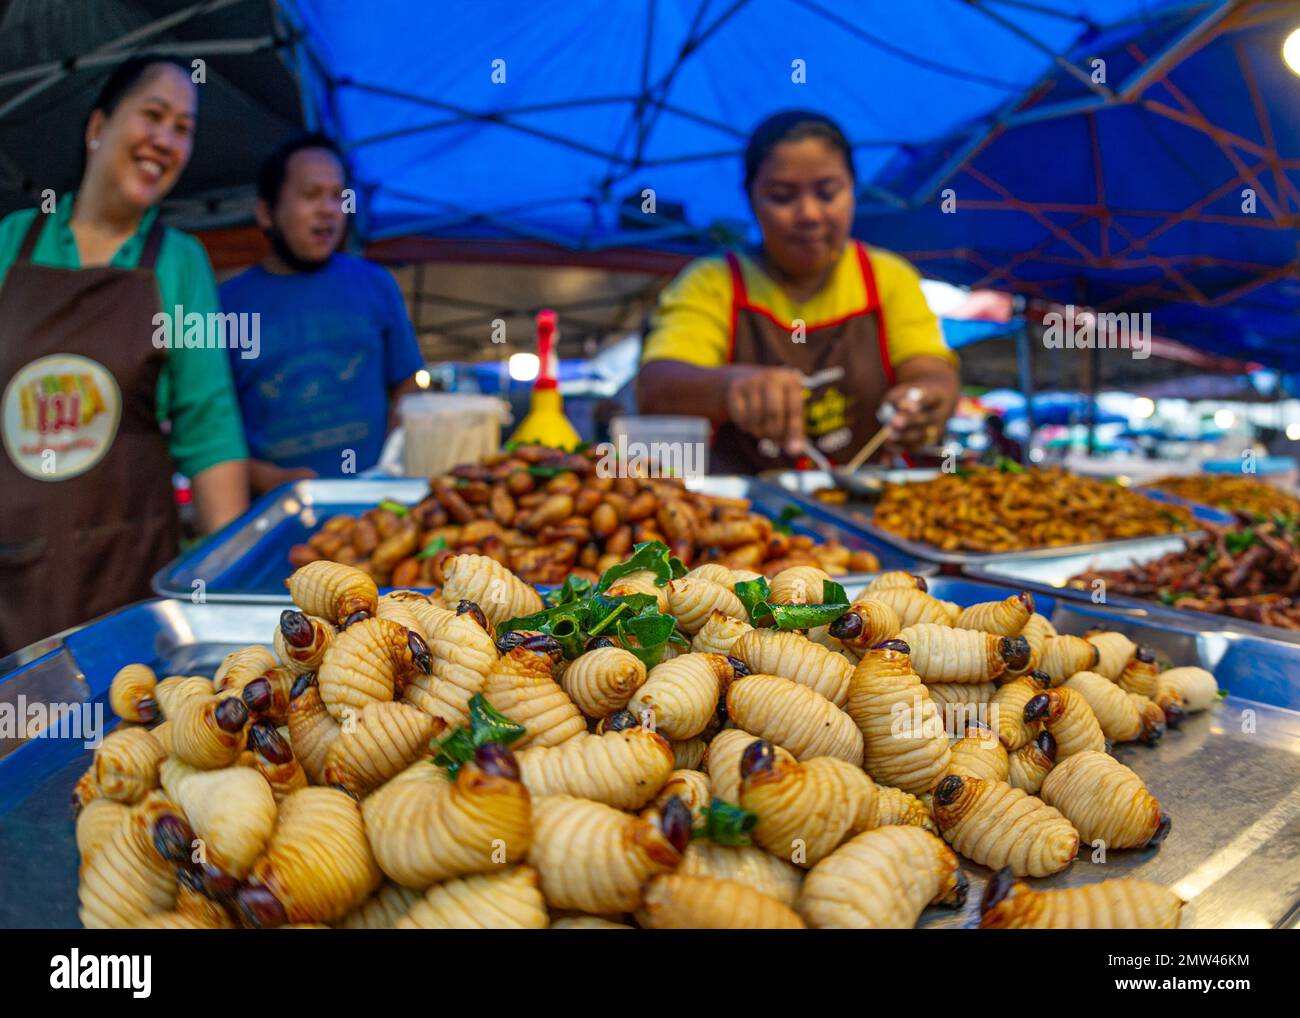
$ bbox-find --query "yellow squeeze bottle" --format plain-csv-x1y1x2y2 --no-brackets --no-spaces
509,308,581,449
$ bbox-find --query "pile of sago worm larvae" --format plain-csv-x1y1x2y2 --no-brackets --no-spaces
76,558,1220,929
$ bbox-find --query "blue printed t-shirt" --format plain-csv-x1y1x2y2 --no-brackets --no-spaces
220,254,423,476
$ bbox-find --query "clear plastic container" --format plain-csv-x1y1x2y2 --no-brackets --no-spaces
393,394,511,477
606,415,711,479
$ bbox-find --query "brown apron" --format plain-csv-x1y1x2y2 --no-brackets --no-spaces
0,216,179,655
711,241,897,474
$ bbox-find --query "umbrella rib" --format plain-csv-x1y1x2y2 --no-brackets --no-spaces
963,0,1117,100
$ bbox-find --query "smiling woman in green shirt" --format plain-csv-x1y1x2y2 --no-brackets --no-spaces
0,55,249,653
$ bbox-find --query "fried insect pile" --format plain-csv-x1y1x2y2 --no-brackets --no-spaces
288,443,879,587
871,467,1194,553
74,559,1218,929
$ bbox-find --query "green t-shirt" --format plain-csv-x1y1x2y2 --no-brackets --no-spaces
0,196,248,477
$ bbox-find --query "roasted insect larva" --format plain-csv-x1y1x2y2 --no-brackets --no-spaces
873,784,939,834
213,645,279,699
401,602,499,726
273,611,334,676
1155,666,1219,722
1085,630,1137,681
866,586,952,627
898,623,1030,684
286,678,340,785
1023,687,1106,758
946,725,1009,783
690,610,753,657
739,742,878,866
78,792,180,929
605,568,669,611
93,726,166,804
932,774,1079,877
651,769,712,830
394,866,549,929
549,916,633,929
845,642,949,793
1040,750,1167,849
559,646,647,718
991,671,1051,750
154,675,213,718
826,598,902,653
864,571,928,593
638,874,806,929
515,723,675,809
246,721,309,803
526,794,689,913
317,617,433,723
686,562,738,586
1038,634,1100,686
768,564,834,605
285,560,379,626
159,758,277,879
664,576,747,635
1117,647,1159,699
441,553,544,630
727,673,864,766
171,693,249,770
362,746,532,888
679,841,803,905
236,786,381,927
671,736,706,770
1063,671,1165,745
128,887,235,930
924,682,995,730
955,593,1033,636
628,652,739,741
1007,730,1057,794
109,664,158,723
75,797,129,862
321,700,445,795
335,881,424,929
481,639,585,749
72,765,99,813
703,728,795,804
798,825,965,929
979,869,1182,929
731,628,853,708
1009,613,1056,676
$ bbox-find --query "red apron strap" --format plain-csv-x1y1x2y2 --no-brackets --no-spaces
855,241,895,387
16,214,46,263
137,219,166,271
724,250,747,364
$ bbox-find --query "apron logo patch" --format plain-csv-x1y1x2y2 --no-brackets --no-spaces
1,353,122,481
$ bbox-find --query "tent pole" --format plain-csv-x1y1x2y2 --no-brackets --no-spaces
1016,321,1036,460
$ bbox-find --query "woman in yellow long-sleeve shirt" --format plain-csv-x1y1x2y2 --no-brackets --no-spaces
637,110,959,473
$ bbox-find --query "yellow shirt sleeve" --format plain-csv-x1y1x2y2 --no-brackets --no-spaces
868,247,957,368
640,256,732,368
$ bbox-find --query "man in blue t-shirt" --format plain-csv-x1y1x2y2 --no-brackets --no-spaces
221,133,424,493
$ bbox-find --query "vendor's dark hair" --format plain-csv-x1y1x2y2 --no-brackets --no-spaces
257,132,348,209
90,54,196,123
743,110,855,192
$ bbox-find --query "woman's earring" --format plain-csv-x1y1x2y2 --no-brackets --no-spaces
89,139,100,150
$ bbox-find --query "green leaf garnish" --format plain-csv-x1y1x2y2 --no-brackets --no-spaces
431,694,526,778
697,798,758,846
377,499,409,517
735,577,850,630
1224,529,1257,555
773,505,802,536
1216,688,1229,700
594,540,686,593
415,535,447,560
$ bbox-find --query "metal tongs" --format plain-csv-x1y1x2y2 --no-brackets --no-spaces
801,388,925,500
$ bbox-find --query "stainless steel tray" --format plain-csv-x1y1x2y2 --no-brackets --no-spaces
761,469,1230,567
2,581,1297,929
152,476,935,602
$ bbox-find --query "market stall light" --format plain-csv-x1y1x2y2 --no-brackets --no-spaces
1028,447,1044,462
414,369,431,389
1214,409,1236,429
1132,397,1156,419
1287,423,1300,441
1285,27,1300,76
508,352,540,382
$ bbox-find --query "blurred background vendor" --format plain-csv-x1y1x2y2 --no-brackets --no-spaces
638,110,959,473
0,56,249,654
220,133,424,495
